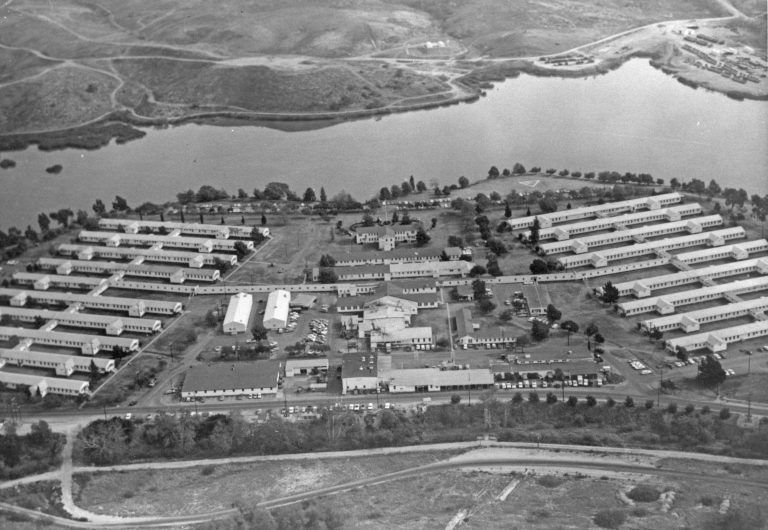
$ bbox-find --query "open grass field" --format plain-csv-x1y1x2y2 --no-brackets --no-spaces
73,450,464,517
3,0,758,145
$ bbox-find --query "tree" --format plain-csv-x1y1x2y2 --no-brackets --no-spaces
458,176,470,188
317,268,338,283
585,323,599,337
233,241,250,260
529,217,540,245
49,208,73,228
499,309,513,321
586,395,597,407
486,255,503,277
707,179,722,196
24,225,38,243
318,254,336,267
318,187,327,203
379,187,391,201
528,391,540,404
567,396,578,407
516,335,530,353
649,328,663,341
401,181,412,196
529,259,548,275
477,298,496,314
504,202,512,219
593,333,605,344
361,213,375,226
390,185,401,199
546,304,561,322
670,177,680,189
391,211,399,224
624,396,635,408
261,213,267,226
471,279,487,300
447,235,464,248
697,355,726,387
560,320,579,344
487,166,500,179
601,281,619,304
37,213,50,233
251,325,268,341
112,196,129,212
538,197,557,213
512,162,526,175
92,199,107,217
303,188,317,203
416,180,427,192
546,392,558,404
469,265,487,277
531,320,550,341
486,238,507,256
415,227,430,246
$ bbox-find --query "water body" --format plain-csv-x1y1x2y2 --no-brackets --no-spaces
1,59,766,231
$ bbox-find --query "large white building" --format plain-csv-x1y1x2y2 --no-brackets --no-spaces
369,326,434,351
37,258,220,283
538,215,723,255
78,230,252,253
526,204,703,241
558,227,745,269
333,260,472,281
0,327,139,355
506,193,682,230
12,272,108,291
674,239,768,265
613,258,768,298
98,218,268,239
640,297,768,333
384,368,494,393
263,290,290,330
222,293,253,334
664,321,768,353
617,276,768,316
0,306,161,335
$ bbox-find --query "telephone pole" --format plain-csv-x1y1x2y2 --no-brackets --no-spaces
657,365,663,408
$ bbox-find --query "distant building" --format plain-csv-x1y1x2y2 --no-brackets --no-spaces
341,353,378,394
520,283,551,316
263,290,291,329
222,293,253,334
0,368,89,397
384,368,494,393
289,294,317,310
285,357,329,377
181,360,281,398
453,308,516,349
354,224,421,249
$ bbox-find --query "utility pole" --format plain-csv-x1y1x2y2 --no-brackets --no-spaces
747,392,752,423
657,365,663,408
467,370,471,406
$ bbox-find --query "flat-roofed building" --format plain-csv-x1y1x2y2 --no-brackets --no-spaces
0,327,139,355
0,289,182,316
0,306,161,335
180,360,280,398
384,367,494,393
558,227,746,269
0,348,114,377
57,244,237,267
263,290,290,330
97,218,268,239
453,308,516,349
369,326,433,350
354,224,421,248
0,371,89,397
664,320,768,353
506,193,682,230
674,239,768,264
640,297,768,333
341,353,378,394
526,204,704,241
538,215,723,255
331,247,444,266
12,272,108,291
37,258,220,283
78,230,252,253
520,283,552,315
285,356,329,377
617,276,768,316
222,293,253,334
612,258,768,298
289,294,317,310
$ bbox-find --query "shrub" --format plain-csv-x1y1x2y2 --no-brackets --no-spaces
594,509,627,529
624,396,635,408
528,392,540,404
123,491,134,499
700,495,717,507
567,396,578,407
644,400,654,409
200,465,215,476
537,475,564,488
606,397,616,408
719,407,731,420
666,402,678,414
684,404,695,415
631,507,649,517
546,392,558,404
627,484,661,503
701,405,711,414
586,395,597,407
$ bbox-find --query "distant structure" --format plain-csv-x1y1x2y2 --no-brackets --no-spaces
222,292,253,334
181,361,281,399
263,290,291,330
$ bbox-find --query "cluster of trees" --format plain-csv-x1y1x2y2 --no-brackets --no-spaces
471,279,496,313
378,175,427,201
486,163,527,179
0,421,65,480
529,256,563,275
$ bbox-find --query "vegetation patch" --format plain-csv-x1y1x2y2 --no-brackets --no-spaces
594,509,627,529
537,475,565,488
626,484,661,503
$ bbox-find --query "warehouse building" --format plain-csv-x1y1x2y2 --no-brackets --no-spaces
0,371,89,397
453,308,517,348
78,230,252,253
665,320,768,354
263,290,290,330
369,326,434,351
674,239,768,265
384,367,494,393
331,260,472,281
0,327,139,355
617,276,768,316
640,297,768,333
180,360,280,399
538,215,723,255
558,227,746,269
526,204,703,241
0,289,182,316
285,357,329,377
97,218,268,239
341,353,379,394
0,348,114,376
0,306,161,335
37,258,220,283
57,244,237,267
330,247,445,266
506,193,682,230
336,281,439,313
612,258,768,298
222,293,253,334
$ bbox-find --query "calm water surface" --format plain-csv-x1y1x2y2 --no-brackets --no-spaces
1,59,766,231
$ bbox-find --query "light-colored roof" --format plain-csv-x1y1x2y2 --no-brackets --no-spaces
0,371,89,391
182,361,280,392
675,239,768,261
263,290,290,324
641,297,768,329
665,320,768,349
386,368,493,386
223,293,253,328
521,283,551,311
618,276,768,312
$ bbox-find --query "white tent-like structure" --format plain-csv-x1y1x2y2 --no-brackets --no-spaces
222,293,253,334
263,290,290,330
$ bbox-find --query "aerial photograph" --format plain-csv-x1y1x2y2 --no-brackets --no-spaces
0,0,767,528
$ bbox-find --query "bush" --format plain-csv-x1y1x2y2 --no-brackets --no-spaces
701,405,711,414
644,400,654,409
606,397,616,408
624,396,635,408
123,491,134,499
594,509,627,529
666,402,678,414
537,475,564,488
684,404,695,415
719,407,731,420
700,495,717,507
567,396,578,407
200,465,215,476
627,484,660,503
631,507,649,517
546,392,558,404
586,395,597,407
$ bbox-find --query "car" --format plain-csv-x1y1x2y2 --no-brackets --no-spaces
6,260,17,265
640,369,653,375
214,346,222,353
128,400,137,406
504,299,511,305
288,406,295,414
124,413,132,420
367,403,374,410
353,403,360,411
246,339,256,343
384,402,391,409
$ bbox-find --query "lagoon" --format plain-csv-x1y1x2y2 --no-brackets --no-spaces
0,59,766,231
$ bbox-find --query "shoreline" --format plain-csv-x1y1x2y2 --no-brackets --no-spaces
0,54,765,154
